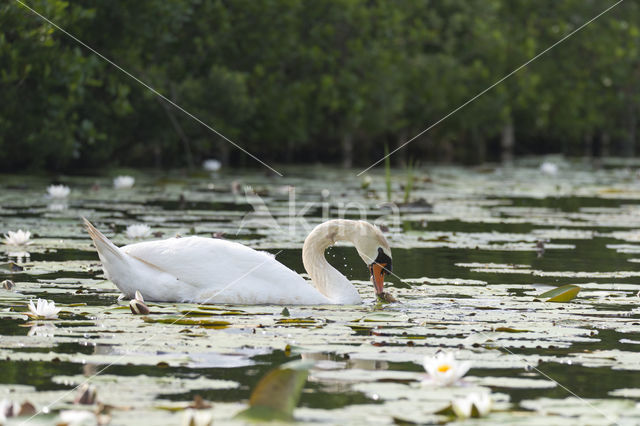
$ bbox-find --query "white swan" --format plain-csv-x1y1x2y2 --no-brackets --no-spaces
83,218,392,305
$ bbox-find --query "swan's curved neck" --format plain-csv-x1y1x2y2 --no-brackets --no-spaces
302,220,362,304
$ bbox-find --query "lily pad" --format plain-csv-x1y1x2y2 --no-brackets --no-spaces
539,285,581,302
142,316,231,328
234,360,312,421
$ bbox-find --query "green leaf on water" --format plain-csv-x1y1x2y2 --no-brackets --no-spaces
234,360,312,422
142,317,230,328
494,327,529,333
539,284,581,302
359,312,403,322
179,310,216,316
349,325,373,332
434,403,456,417
276,318,315,324
179,309,245,316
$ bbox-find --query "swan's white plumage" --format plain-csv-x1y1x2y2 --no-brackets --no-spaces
122,236,329,304
84,218,390,305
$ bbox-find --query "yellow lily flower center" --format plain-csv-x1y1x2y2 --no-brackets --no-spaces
438,364,451,373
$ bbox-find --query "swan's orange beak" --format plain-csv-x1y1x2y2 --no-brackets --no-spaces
370,263,387,296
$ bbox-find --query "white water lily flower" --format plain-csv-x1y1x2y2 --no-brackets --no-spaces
202,159,222,172
58,410,96,425
47,184,71,199
203,159,221,172
126,224,151,239
181,409,213,426
230,180,241,195
113,175,135,189
540,162,558,175
28,299,61,319
277,185,294,195
3,230,32,246
452,392,492,418
423,352,471,386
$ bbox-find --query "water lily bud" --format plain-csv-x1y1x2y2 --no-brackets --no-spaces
361,175,372,189
1,280,15,290
18,401,36,416
129,299,150,315
74,384,97,405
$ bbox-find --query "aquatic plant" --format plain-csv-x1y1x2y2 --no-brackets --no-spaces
540,161,558,175
361,175,372,190
46,184,70,199
3,230,31,246
130,291,150,315
58,410,96,425
27,299,61,319
384,144,391,202
0,399,19,421
113,175,135,189
403,159,414,204
126,224,151,239
235,360,311,421
1,280,15,290
202,159,221,172
3,167,640,424
422,352,471,386
74,384,97,405
0,399,35,422
181,409,213,426
452,393,492,418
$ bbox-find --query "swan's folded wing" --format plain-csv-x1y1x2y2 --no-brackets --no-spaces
121,236,305,291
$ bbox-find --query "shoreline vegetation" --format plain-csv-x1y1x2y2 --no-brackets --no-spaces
2,1,639,172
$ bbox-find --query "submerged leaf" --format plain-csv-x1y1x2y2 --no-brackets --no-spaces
539,285,581,302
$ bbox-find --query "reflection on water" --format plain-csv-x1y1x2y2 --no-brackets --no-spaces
27,323,56,338
7,251,30,263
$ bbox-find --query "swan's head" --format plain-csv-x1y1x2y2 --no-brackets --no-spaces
353,221,392,296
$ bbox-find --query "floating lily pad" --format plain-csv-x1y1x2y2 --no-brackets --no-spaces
235,360,312,421
3,167,640,424
142,316,230,328
539,285,581,302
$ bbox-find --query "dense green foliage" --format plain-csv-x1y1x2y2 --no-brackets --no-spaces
1,0,639,171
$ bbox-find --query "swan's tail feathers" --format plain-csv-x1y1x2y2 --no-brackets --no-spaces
83,217,125,263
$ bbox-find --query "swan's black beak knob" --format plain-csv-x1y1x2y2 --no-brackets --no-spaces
369,248,392,296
